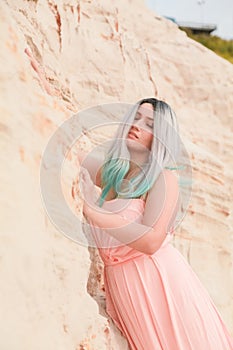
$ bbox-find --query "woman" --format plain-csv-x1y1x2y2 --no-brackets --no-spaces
79,98,233,350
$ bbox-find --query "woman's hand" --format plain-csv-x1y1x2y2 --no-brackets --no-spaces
79,167,99,221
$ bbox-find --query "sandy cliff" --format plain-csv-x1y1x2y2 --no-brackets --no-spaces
1,0,233,349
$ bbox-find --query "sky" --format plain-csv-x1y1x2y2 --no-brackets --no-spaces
146,0,233,40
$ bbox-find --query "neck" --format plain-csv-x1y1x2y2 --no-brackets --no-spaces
128,150,149,172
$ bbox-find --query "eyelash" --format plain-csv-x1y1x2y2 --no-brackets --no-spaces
134,116,154,128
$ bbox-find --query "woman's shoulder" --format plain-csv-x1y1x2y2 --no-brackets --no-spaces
159,169,179,189
162,168,178,179
141,169,179,208
144,169,178,201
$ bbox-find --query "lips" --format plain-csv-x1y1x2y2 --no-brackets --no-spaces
128,130,139,139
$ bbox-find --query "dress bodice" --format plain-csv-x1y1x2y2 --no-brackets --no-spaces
88,198,173,266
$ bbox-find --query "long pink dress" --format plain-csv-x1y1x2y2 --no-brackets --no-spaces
89,197,233,350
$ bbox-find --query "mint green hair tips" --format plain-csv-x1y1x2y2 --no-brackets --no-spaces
98,158,130,207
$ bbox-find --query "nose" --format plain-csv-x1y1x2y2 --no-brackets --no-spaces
131,123,141,131
132,118,145,132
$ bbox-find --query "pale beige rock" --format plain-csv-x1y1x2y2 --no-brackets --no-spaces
0,0,233,349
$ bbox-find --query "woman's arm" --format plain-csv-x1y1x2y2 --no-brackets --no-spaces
77,149,103,187
84,170,180,255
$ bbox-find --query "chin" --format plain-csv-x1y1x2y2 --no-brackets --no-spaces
126,138,145,151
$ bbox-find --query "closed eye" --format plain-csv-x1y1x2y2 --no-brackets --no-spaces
134,112,154,128
147,122,154,128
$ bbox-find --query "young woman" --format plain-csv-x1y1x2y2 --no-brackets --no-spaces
79,98,233,350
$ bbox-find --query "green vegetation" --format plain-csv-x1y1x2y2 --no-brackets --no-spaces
181,29,233,64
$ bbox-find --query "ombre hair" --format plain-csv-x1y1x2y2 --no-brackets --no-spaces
98,98,182,207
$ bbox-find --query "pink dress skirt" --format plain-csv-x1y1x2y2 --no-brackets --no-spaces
88,198,233,350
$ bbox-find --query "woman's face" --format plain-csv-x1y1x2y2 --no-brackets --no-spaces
127,103,154,150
